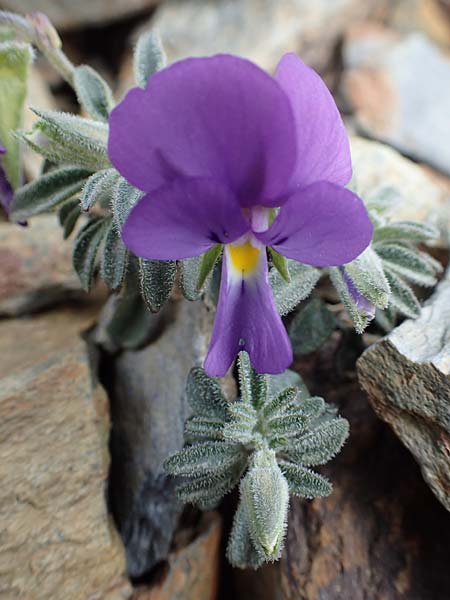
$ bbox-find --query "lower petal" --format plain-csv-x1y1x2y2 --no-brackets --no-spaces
204,243,292,377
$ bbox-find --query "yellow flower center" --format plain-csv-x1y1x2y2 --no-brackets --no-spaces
228,240,260,275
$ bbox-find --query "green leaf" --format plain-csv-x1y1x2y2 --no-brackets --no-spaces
80,168,119,211
164,441,243,476
384,268,421,318
269,247,290,282
176,460,245,504
226,499,264,570
184,416,224,442
344,246,390,309
279,461,332,499
267,369,309,400
112,176,143,230
134,30,166,88
328,266,372,334
266,413,308,441
100,222,128,290
198,244,222,290
21,109,110,170
74,65,114,122
72,217,108,291
11,166,91,221
236,351,267,409
58,197,81,239
270,259,321,316
286,418,349,467
0,41,32,189
298,396,326,421
375,243,441,287
242,450,289,560
262,387,298,420
373,221,439,244
289,298,336,355
180,256,202,301
186,367,229,420
139,258,176,312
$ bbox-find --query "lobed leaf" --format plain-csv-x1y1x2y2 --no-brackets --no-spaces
279,460,332,499
72,217,108,291
11,166,91,221
74,65,114,122
139,258,176,312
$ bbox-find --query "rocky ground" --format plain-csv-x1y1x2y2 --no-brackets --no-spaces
0,0,449,598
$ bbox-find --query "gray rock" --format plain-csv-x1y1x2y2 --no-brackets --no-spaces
151,0,387,75
106,298,214,578
342,24,450,176
0,0,160,31
358,265,450,511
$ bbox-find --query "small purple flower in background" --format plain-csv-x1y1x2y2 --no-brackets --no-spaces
108,53,373,376
0,144,14,216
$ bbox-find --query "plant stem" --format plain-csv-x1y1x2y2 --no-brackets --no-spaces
0,10,75,87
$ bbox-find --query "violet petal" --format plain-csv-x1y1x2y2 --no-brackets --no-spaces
257,181,373,267
275,53,352,190
204,245,292,376
122,177,249,260
108,54,296,206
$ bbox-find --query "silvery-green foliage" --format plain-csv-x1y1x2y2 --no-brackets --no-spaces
165,351,349,569
10,165,91,221
58,197,81,239
180,244,222,301
100,223,128,290
80,168,119,211
270,259,321,316
133,30,166,88
72,216,109,291
73,65,114,122
139,257,176,312
334,187,443,331
289,298,337,355
18,109,110,170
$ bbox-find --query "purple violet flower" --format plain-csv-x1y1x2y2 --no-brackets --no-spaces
0,144,14,216
108,53,373,376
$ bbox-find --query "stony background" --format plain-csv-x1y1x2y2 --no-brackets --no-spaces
0,0,449,598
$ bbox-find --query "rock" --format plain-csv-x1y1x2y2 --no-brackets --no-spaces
0,306,131,599
0,214,86,316
132,512,221,600
234,334,450,599
357,266,450,512
0,0,160,31
341,24,450,177
388,0,450,49
151,0,388,75
106,299,217,578
350,136,450,245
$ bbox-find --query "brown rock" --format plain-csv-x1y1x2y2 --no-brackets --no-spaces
341,24,450,177
0,0,160,31
0,214,86,316
357,266,450,512
151,0,388,75
0,306,131,598
133,512,221,600
350,136,450,245
234,335,450,599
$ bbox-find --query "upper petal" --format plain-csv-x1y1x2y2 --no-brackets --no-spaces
257,181,373,267
109,54,297,206
204,244,292,377
275,53,352,189
122,177,249,260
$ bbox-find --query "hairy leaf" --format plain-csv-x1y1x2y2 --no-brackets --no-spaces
184,416,224,442
11,166,90,221
58,197,81,239
286,418,349,466
72,217,108,291
375,243,441,287
384,268,421,318
134,29,166,88
80,168,119,211
344,246,390,309
289,298,336,355
112,176,143,230
262,387,298,420
226,499,264,569
373,221,439,244
270,259,321,316
74,65,114,122
279,461,332,498
139,258,176,312
329,266,372,334
100,222,128,290
164,441,243,477
186,367,229,420
177,460,245,504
